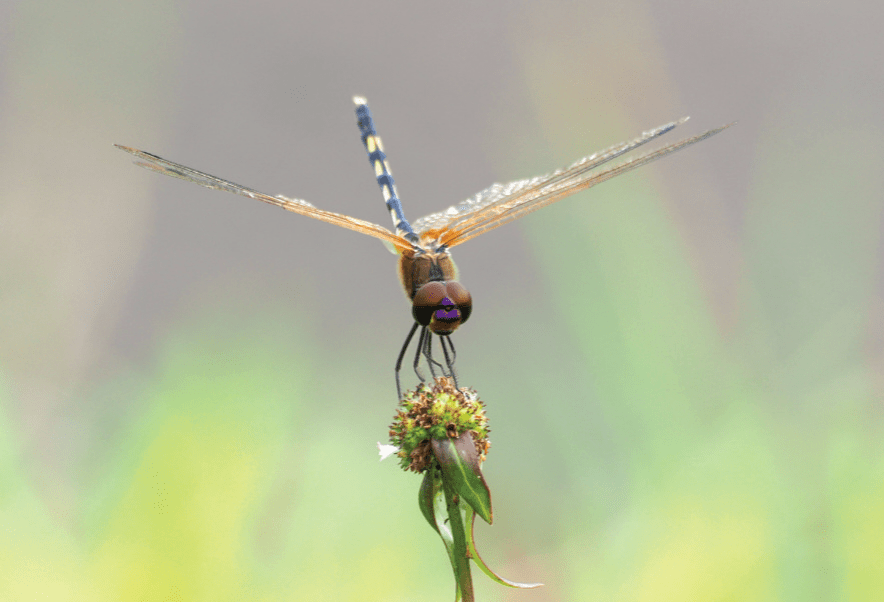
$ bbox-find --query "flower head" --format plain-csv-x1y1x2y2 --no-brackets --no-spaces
388,377,490,472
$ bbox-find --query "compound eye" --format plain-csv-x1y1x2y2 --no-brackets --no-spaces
412,281,447,326
444,281,472,325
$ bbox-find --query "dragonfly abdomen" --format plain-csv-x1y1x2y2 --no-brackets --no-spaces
354,97,420,246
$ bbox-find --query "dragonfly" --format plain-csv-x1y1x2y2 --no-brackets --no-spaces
117,97,731,398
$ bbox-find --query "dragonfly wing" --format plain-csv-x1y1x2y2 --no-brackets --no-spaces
115,145,413,252
410,177,539,239
414,119,732,248
412,118,687,242
442,122,733,247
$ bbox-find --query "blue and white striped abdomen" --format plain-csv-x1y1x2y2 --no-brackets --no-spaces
353,96,420,246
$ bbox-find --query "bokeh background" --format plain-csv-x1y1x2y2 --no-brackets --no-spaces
1,0,882,600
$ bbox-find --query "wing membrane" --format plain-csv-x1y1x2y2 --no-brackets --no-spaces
413,120,732,248
115,145,412,252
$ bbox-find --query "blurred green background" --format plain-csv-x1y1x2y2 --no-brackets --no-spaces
1,0,882,600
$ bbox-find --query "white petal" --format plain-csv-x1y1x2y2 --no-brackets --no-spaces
377,443,399,461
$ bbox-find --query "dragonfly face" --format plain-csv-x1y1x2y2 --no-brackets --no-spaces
411,280,472,335
398,246,472,335
117,96,731,398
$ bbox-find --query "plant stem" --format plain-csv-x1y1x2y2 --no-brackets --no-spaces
442,475,474,602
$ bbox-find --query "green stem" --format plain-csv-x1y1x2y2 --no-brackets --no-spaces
442,475,474,602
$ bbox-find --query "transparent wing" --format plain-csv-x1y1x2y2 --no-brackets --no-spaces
413,119,732,248
115,145,413,252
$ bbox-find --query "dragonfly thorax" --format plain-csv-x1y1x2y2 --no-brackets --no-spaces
399,248,471,335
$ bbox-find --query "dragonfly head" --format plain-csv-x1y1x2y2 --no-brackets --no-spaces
412,281,472,335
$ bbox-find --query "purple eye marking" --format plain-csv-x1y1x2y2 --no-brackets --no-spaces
434,297,459,320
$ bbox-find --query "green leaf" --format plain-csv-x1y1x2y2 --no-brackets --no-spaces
418,468,440,534
417,444,538,599
419,468,462,590
432,433,493,524
465,511,544,589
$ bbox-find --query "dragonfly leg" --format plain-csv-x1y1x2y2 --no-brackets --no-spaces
440,335,459,389
395,322,421,400
444,335,456,365
412,326,429,386
423,331,440,380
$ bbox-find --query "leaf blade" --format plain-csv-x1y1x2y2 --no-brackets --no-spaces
432,434,493,524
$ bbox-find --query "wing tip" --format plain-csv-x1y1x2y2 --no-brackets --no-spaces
704,120,738,138
671,117,736,140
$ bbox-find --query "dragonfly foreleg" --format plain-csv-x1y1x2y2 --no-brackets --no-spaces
439,335,459,389
395,322,421,400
